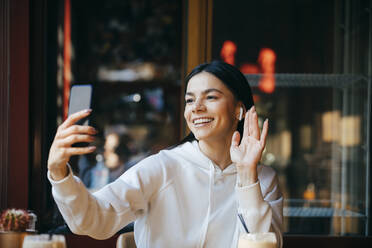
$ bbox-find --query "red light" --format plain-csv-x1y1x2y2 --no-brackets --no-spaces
63,0,72,120
220,42,277,94
220,40,237,66
258,48,276,94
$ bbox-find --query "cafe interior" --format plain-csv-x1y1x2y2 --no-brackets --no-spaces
1,0,372,247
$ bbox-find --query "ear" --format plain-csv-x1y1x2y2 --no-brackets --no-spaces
236,104,245,121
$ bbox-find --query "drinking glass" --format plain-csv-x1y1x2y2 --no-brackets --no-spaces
238,232,277,248
22,234,66,248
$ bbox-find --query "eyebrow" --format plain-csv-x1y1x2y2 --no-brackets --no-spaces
185,88,224,96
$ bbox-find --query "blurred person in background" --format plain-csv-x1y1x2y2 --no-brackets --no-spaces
79,132,132,191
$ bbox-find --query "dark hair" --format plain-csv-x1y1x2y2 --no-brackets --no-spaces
179,60,254,145
114,134,132,163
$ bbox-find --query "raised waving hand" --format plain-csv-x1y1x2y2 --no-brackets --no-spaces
47,109,97,180
230,106,268,185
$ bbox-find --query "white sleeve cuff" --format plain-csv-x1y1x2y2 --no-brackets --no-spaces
47,163,73,183
47,163,82,197
236,180,265,209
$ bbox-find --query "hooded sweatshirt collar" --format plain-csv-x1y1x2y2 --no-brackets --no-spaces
177,140,237,174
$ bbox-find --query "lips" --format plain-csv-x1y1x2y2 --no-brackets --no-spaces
192,117,214,127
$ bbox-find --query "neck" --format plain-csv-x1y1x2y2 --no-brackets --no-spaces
198,137,233,170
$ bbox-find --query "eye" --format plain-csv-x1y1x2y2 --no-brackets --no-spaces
185,98,194,104
206,95,217,100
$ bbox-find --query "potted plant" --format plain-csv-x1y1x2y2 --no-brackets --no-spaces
0,209,31,248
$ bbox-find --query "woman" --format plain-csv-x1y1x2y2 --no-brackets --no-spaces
47,61,283,248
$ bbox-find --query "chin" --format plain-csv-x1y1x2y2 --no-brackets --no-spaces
195,129,235,143
192,133,206,141
193,131,220,142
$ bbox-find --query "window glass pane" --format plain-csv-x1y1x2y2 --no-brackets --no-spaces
66,0,182,192
212,0,371,235
72,0,182,82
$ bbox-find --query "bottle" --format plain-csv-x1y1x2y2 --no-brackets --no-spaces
26,211,37,233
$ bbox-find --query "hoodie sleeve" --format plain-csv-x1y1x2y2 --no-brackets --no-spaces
235,166,283,248
48,155,166,240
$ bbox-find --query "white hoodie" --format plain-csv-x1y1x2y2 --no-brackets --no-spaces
48,141,283,248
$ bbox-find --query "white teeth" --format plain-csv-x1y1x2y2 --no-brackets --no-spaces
193,118,213,124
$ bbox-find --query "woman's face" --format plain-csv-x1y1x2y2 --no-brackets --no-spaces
104,133,119,152
184,72,240,143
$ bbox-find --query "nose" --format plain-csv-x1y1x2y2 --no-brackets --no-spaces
192,98,206,112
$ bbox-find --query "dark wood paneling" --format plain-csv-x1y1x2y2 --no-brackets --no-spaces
64,234,372,248
29,0,47,222
368,0,372,236
0,0,29,209
65,234,118,248
0,0,10,210
28,0,62,231
8,0,29,209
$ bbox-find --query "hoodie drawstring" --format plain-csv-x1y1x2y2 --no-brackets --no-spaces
198,161,214,248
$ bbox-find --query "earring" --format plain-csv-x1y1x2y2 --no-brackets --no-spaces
239,107,243,121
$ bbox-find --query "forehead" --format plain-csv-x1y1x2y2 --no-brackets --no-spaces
186,72,231,94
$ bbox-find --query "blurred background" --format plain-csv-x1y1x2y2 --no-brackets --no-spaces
1,0,371,246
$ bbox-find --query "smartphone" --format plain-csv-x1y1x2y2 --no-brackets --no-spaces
68,84,93,126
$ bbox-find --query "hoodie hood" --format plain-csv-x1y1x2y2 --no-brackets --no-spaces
169,141,237,174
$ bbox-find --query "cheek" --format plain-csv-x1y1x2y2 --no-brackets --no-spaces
215,103,233,116
184,106,191,121
183,109,192,129
219,104,238,123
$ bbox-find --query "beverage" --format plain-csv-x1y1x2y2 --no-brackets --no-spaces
238,232,277,248
22,234,66,248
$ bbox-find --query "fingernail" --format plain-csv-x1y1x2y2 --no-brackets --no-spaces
252,106,256,112
88,146,96,150
84,109,92,113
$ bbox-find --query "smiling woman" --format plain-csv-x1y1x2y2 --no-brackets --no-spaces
181,61,270,185
47,61,282,248
184,72,239,144
182,61,254,140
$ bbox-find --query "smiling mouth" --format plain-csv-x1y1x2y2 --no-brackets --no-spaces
193,118,214,127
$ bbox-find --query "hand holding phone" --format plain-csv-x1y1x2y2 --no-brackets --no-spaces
48,109,97,180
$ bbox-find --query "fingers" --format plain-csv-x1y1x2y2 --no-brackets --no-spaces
242,107,251,139
260,119,269,148
243,106,260,140
64,146,96,156
58,134,96,147
54,111,97,147
57,125,97,139
231,131,240,147
59,109,92,130
249,107,260,140
52,134,96,157
54,146,96,160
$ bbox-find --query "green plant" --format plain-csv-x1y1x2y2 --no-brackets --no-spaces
0,209,30,232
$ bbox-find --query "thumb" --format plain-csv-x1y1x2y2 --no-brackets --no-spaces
231,131,240,148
